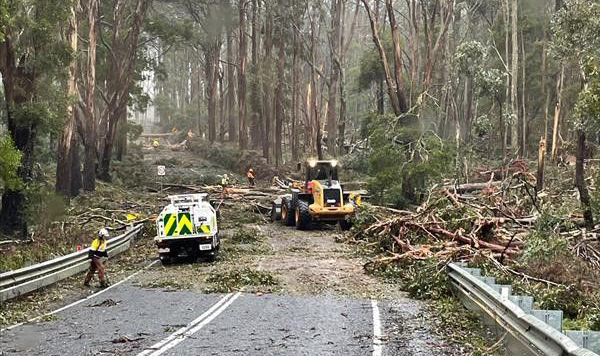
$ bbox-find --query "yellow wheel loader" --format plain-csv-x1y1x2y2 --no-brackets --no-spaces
270,160,358,230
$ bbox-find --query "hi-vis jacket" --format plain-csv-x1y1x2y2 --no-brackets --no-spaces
89,238,108,259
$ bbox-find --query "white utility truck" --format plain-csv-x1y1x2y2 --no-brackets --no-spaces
154,194,220,264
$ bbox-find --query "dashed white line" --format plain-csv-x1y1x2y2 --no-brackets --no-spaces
137,291,242,356
371,299,383,356
1,259,160,332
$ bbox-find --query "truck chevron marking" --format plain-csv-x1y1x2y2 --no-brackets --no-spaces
200,224,211,234
163,214,177,236
174,213,193,236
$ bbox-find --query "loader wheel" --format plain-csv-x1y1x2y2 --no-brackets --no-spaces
339,219,352,231
295,200,311,230
281,198,295,226
270,202,280,222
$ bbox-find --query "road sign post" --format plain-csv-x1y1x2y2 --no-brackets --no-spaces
157,165,165,192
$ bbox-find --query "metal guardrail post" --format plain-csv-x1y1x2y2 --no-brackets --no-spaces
0,224,143,303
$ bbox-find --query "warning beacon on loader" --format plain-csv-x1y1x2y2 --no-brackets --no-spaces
154,194,220,264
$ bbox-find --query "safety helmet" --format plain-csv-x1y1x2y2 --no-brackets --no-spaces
98,228,109,239
223,174,228,178
249,168,253,172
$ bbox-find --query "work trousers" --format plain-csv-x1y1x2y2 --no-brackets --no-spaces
84,257,107,284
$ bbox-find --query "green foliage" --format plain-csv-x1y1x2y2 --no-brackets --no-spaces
402,259,451,300
430,297,496,355
455,41,486,77
368,258,450,300
590,170,600,217
551,0,600,130
349,204,379,232
0,135,22,190
204,267,278,293
22,184,66,226
455,41,504,98
0,1,9,41
229,227,262,244
521,231,567,262
358,49,385,91
112,144,148,187
366,114,454,208
535,285,583,319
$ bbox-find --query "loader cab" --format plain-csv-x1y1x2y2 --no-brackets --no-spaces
305,160,339,188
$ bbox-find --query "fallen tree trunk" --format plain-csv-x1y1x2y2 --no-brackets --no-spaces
444,182,502,194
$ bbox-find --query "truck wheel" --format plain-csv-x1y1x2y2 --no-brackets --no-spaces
295,200,311,230
159,254,174,265
205,245,219,262
281,198,295,226
339,219,352,231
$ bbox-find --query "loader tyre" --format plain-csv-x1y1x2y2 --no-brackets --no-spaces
295,200,311,230
281,198,295,226
271,202,280,222
339,219,352,231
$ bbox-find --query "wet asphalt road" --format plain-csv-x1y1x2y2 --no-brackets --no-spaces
0,282,453,356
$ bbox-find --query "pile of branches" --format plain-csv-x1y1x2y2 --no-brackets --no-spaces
357,178,541,268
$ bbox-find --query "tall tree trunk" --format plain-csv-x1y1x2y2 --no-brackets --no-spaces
115,112,127,161
503,0,510,153
56,5,79,197
326,0,342,154
274,10,285,167
551,64,564,162
521,28,527,156
262,3,273,160
205,46,219,143
385,0,408,113
291,22,299,162
219,69,226,141
226,31,237,142
83,0,98,191
249,0,262,149
238,0,248,150
576,129,593,227
0,36,37,236
361,0,403,116
97,0,151,181
70,134,82,197
510,0,519,151
337,0,358,156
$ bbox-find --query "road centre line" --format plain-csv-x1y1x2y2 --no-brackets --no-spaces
137,291,242,356
371,299,383,356
1,259,160,332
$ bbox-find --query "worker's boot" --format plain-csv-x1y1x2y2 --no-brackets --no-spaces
99,279,109,288
83,273,92,287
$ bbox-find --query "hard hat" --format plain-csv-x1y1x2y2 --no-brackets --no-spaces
223,174,228,178
249,168,253,172
98,228,109,238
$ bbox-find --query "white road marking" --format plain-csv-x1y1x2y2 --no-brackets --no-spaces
371,299,383,356
137,291,242,356
1,259,160,332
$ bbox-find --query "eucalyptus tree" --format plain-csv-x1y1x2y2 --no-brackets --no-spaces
0,0,72,236
551,0,600,227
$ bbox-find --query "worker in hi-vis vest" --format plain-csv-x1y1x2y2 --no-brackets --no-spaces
84,228,110,287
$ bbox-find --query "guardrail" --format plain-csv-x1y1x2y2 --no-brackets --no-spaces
0,224,143,303
448,262,599,356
